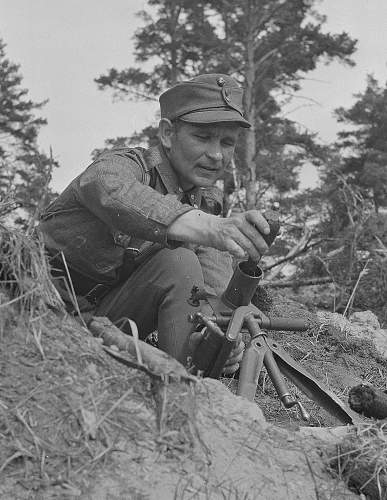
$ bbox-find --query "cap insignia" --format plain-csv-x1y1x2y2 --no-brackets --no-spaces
216,77,225,87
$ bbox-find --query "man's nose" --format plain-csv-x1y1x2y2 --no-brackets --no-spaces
206,143,223,161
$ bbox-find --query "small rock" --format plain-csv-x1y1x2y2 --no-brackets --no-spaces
299,425,352,444
317,310,387,360
350,311,381,331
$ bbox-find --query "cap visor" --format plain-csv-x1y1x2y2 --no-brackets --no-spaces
179,109,251,128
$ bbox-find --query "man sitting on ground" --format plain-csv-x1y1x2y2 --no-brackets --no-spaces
39,74,270,374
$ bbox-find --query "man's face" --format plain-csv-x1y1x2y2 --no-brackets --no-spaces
162,120,240,191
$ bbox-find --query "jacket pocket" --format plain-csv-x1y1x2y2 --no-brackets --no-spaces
113,231,159,260
118,237,161,280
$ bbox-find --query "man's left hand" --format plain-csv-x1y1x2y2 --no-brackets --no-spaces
222,335,245,375
189,329,245,376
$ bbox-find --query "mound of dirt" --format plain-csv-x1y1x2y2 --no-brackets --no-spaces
1,227,387,499
1,307,359,500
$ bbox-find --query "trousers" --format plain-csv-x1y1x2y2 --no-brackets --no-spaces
95,246,205,364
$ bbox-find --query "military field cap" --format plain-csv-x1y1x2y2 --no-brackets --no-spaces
159,74,251,128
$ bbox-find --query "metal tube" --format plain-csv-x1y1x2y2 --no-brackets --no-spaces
221,262,263,308
264,349,295,408
237,340,265,400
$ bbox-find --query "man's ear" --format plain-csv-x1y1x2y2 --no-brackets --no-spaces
159,118,174,149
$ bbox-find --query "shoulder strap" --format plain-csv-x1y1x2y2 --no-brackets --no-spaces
100,147,154,186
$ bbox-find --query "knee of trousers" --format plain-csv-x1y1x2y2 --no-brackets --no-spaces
157,246,204,293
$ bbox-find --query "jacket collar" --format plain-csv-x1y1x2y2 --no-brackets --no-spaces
145,144,203,207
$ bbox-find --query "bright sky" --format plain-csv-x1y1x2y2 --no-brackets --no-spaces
1,0,387,191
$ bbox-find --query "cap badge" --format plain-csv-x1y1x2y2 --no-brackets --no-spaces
216,77,225,87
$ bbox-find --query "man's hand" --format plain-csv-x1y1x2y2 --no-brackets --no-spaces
168,209,271,261
222,335,245,375
189,329,245,376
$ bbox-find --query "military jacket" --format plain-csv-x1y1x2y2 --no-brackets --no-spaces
39,144,233,295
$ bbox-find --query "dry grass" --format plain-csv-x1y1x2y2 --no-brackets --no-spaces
0,222,64,340
328,422,387,499
0,220,199,497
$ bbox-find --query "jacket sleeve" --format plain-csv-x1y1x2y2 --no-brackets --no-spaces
76,150,193,245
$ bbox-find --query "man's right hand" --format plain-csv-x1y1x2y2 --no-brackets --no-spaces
167,209,271,261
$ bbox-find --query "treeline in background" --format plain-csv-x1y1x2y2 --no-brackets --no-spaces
0,0,386,324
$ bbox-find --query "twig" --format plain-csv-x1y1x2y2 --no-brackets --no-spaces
0,450,33,474
303,450,321,500
40,449,47,480
374,235,387,254
59,252,87,328
314,254,340,312
13,382,47,410
89,316,196,384
31,323,45,359
0,289,36,309
264,226,313,280
94,388,133,431
15,409,42,455
263,238,325,272
102,346,175,382
343,259,370,318
152,380,168,434
262,276,333,288
90,441,119,464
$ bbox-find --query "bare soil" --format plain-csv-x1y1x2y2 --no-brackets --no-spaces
1,286,386,499
250,291,387,428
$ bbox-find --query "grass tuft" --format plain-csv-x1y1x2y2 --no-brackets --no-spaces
328,422,387,499
0,221,64,339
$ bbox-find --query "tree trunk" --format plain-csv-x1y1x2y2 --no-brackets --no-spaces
168,4,182,85
242,0,258,210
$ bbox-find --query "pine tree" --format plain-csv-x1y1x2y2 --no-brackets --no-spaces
335,75,387,213
0,38,56,218
199,0,356,207
95,0,356,207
